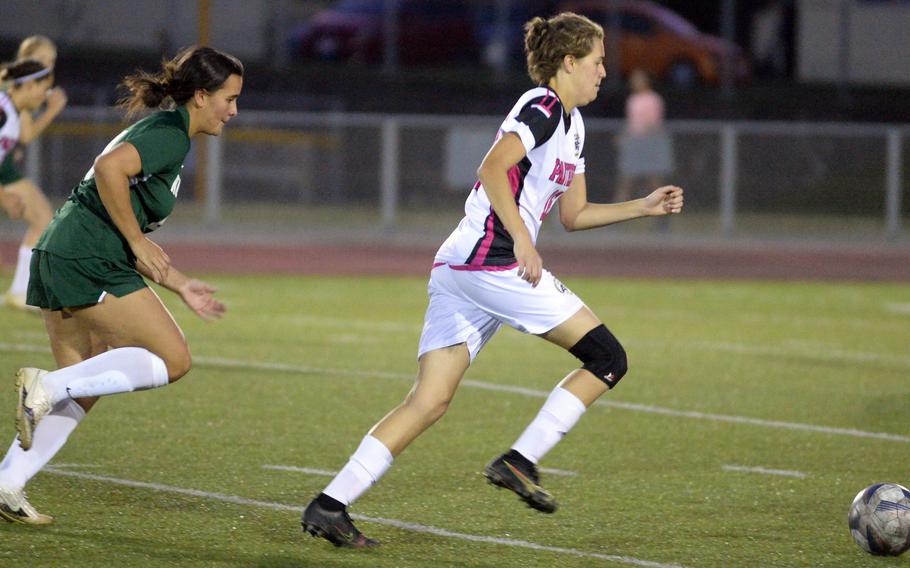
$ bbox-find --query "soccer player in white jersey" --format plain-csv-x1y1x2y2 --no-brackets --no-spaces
302,12,684,548
1,36,66,311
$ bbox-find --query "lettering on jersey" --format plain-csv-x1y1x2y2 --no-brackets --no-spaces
574,132,581,157
552,276,572,295
547,158,576,187
540,188,565,221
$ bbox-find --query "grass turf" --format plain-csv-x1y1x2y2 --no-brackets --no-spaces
0,273,908,567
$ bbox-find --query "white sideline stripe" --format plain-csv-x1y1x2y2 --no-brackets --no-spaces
42,467,684,568
2,342,908,444
721,465,807,479
883,302,910,315
262,464,336,476
692,340,910,368
262,463,580,479
47,463,102,469
539,467,578,477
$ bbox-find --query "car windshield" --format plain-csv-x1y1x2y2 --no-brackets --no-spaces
334,0,384,15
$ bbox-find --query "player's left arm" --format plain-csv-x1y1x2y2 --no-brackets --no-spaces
558,173,684,231
18,87,68,145
136,257,226,321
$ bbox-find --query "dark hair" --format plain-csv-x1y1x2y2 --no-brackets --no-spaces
0,58,52,86
118,46,243,117
524,12,604,85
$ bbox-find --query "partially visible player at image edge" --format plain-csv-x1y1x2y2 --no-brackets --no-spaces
301,12,684,548
1,36,67,311
0,46,242,525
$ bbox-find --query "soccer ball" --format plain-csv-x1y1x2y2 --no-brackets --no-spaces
848,482,910,556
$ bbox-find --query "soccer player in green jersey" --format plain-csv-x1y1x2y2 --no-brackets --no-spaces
0,46,243,525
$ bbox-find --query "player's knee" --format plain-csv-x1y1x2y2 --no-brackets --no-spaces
568,324,628,389
164,349,192,382
406,390,453,424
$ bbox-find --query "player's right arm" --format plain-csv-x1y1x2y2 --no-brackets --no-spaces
92,141,170,283
18,87,67,145
477,132,542,287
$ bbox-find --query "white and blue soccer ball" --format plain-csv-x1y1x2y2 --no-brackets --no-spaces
848,482,910,556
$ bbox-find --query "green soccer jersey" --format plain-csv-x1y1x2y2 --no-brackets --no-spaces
36,105,191,260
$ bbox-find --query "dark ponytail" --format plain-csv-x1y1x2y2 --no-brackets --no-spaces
118,46,243,117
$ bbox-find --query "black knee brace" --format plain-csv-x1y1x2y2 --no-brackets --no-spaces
568,324,628,388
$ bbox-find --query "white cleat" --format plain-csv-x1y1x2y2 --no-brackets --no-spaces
15,368,51,451
0,486,53,525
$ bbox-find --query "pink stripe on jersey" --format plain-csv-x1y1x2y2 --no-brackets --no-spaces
448,262,518,272
470,164,522,267
531,104,552,118
432,261,445,268
471,210,498,266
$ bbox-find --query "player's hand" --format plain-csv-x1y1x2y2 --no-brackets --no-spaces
45,87,68,114
132,237,170,284
643,185,684,216
178,279,226,321
514,238,543,287
0,190,25,219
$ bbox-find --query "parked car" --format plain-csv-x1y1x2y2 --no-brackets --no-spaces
557,0,750,86
288,0,479,66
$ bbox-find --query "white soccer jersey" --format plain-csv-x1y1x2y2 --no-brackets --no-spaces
0,92,22,164
434,87,586,270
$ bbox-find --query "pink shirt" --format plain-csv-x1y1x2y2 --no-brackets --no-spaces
625,91,664,136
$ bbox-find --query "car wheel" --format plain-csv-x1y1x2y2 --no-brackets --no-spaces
667,60,699,87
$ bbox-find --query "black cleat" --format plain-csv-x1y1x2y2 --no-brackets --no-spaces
483,452,557,514
301,499,379,548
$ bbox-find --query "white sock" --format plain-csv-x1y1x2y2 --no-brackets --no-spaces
9,246,32,296
323,435,393,506
0,399,85,490
42,347,170,405
511,387,587,464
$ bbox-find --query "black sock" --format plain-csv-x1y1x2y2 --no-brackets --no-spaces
504,449,534,469
316,492,345,512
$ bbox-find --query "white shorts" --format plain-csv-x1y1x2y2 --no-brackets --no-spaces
417,264,586,361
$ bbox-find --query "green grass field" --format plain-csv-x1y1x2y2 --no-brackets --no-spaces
0,272,908,567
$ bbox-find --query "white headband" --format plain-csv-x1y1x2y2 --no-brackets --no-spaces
13,67,51,85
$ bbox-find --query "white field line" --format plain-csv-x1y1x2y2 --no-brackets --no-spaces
721,465,807,479
42,467,685,568
883,302,910,315
690,340,910,368
539,467,578,477
262,464,336,476
2,341,908,444
262,463,580,478
46,463,102,469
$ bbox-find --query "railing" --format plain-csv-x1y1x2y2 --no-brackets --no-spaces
21,107,909,240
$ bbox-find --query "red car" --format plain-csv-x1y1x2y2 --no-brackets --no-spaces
557,0,750,86
289,0,479,66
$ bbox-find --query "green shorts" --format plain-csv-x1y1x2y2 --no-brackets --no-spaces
0,152,24,185
26,250,147,310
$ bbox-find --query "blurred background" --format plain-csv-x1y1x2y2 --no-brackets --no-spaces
1,0,909,253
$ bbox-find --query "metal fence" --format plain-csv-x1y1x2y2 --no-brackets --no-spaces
23,107,909,241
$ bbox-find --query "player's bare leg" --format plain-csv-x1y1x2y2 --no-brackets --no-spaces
303,344,470,547
485,307,621,513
